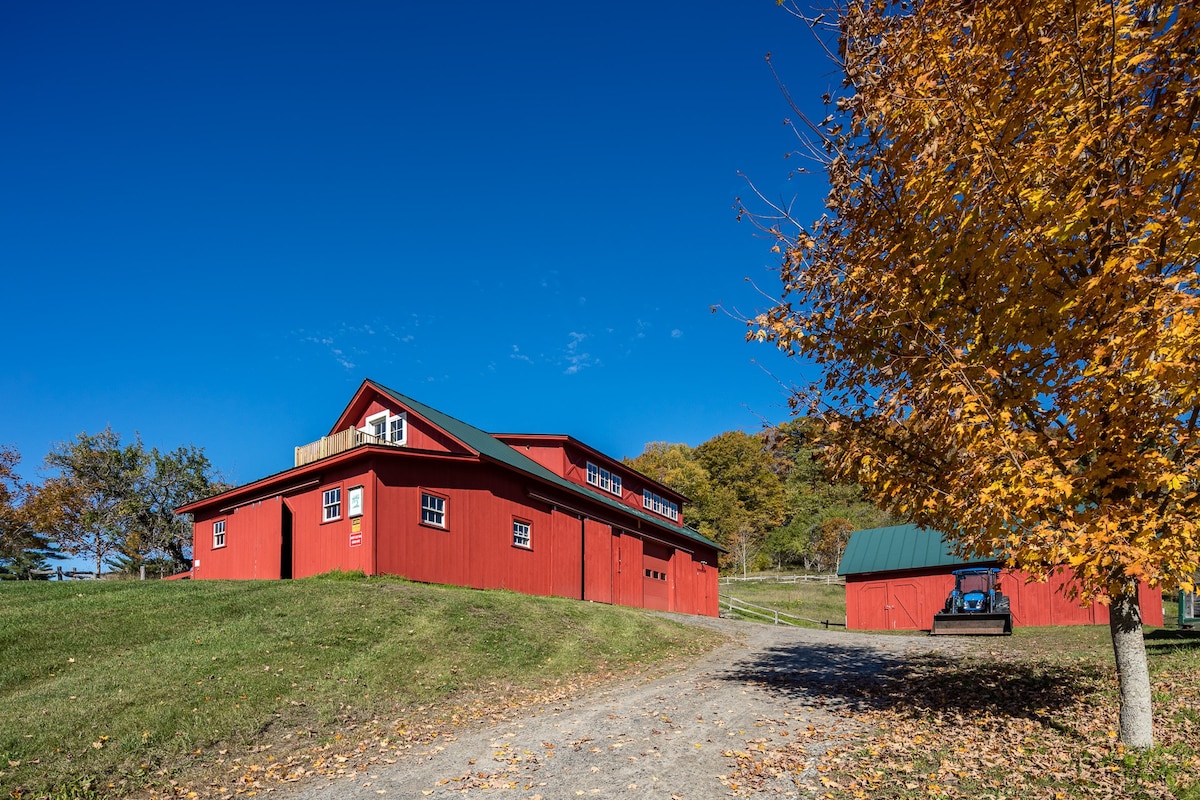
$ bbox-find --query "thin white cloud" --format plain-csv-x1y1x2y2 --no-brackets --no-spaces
671,329,683,339
302,335,356,370
511,345,533,364
563,331,597,375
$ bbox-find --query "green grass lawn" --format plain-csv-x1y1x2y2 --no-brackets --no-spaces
0,576,724,800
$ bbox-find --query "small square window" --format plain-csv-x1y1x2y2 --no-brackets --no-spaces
421,492,446,528
213,520,226,549
513,519,531,548
322,487,342,521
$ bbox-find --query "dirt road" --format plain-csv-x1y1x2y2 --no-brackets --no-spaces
282,616,971,799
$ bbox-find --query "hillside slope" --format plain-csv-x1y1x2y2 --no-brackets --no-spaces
0,576,723,799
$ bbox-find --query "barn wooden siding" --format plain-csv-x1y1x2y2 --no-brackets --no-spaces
845,567,1164,631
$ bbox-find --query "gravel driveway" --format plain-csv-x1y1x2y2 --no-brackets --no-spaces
281,616,972,800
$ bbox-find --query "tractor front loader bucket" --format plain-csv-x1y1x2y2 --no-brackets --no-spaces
930,612,1012,635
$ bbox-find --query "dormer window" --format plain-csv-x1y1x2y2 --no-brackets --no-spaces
643,490,680,522
586,461,622,496
362,411,406,445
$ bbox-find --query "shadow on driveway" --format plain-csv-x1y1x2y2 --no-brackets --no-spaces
714,637,1106,735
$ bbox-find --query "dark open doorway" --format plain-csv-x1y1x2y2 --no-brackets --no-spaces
280,502,293,579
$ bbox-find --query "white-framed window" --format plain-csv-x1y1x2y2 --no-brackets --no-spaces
643,489,679,522
363,410,407,445
212,520,226,549
322,487,342,521
421,492,446,528
512,519,531,548
585,461,622,496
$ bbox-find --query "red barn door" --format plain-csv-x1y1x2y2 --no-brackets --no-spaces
642,542,671,611
852,580,923,630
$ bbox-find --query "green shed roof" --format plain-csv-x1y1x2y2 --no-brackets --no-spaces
837,523,997,576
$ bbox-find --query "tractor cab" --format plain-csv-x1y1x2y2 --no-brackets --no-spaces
931,567,1013,635
948,569,996,612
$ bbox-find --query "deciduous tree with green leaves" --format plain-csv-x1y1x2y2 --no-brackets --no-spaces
747,0,1199,748
761,420,891,570
31,429,224,574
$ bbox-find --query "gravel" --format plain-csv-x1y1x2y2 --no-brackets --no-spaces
279,615,973,800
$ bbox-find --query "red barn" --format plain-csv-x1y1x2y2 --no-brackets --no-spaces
839,524,1164,630
176,379,722,616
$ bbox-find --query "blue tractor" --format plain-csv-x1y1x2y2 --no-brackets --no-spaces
930,567,1012,635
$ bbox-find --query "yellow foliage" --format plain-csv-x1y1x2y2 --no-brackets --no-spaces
753,0,1200,601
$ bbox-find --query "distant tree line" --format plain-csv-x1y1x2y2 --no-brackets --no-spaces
0,431,225,579
625,420,895,574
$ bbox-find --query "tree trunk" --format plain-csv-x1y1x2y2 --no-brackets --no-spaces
1109,582,1154,749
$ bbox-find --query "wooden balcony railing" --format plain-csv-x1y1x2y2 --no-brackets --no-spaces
294,427,396,467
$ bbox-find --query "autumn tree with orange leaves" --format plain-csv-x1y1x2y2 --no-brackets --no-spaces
746,0,1199,748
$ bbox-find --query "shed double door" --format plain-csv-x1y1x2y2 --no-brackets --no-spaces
858,581,921,630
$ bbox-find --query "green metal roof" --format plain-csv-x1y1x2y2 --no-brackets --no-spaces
367,379,724,553
837,523,997,576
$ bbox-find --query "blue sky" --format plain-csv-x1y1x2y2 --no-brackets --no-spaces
1,0,834,496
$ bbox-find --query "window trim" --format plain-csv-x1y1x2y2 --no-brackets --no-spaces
212,519,226,549
585,461,623,497
512,517,532,549
642,489,679,522
420,490,447,529
363,410,407,445
322,486,342,522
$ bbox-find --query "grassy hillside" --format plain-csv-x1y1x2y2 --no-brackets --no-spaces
0,576,724,799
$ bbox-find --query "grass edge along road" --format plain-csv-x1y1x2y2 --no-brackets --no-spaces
0,576,725,800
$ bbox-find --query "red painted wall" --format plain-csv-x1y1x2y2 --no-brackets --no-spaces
190,449,721,616
192,497,284,580
492,437,570,478
846,567,1165,630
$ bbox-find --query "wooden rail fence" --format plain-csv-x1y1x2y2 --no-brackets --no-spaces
718,592,846,629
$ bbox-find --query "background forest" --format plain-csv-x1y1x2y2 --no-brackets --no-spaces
625,420,893,574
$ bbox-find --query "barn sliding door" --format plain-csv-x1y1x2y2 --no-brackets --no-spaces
642,542,671,611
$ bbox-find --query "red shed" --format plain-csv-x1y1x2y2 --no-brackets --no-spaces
839,524,1164,631
176,379,723,617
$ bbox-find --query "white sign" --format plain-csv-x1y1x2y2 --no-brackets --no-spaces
348,486,364,518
